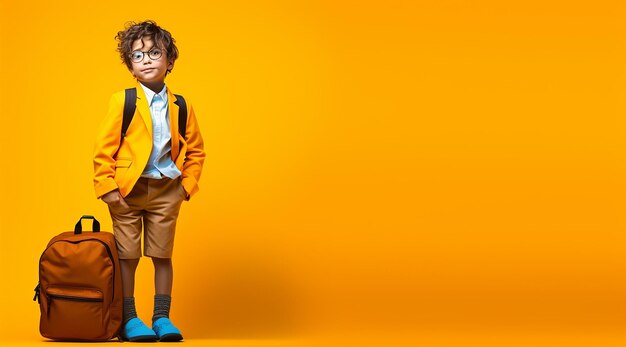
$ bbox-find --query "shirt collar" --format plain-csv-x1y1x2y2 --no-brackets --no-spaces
139,82,167,105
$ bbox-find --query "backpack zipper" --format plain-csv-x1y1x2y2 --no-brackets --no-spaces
48,293,103,302
33,283,40,303
46,292,104,317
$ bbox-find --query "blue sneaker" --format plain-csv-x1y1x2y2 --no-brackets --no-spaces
120,317,158,342
152,317,183,342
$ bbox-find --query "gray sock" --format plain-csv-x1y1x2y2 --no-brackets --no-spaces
123,297,137,324
153,294,172,323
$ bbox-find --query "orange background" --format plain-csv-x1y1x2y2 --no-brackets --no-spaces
2,0,626,345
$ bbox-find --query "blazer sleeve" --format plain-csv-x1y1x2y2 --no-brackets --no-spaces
180,99,206,201
93,93,123,199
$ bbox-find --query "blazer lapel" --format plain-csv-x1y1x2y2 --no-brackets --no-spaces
135,82,153,139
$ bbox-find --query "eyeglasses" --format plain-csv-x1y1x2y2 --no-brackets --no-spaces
129,48,163,63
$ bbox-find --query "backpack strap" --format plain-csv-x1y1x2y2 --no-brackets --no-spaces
121,88,137,142
174,94,187,138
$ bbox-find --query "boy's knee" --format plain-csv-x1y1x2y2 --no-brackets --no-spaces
120,258,140,266
151,257,172,265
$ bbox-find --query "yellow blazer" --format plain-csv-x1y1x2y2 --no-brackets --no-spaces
93,81,205,200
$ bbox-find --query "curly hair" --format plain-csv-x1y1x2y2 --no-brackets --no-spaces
115,20,179,73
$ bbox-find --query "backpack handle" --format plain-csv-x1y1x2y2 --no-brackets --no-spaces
74,215,101,234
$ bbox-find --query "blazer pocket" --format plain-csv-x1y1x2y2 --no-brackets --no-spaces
115,158,132,168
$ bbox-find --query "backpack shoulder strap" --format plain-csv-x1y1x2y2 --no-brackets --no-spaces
121,88,137,142
174,94,187,138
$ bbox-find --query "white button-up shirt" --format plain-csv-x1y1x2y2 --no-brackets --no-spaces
139,82,182,179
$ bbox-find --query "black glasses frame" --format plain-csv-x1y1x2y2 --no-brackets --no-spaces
130,49,163,63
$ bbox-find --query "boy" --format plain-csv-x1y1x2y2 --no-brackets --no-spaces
93,20,205,342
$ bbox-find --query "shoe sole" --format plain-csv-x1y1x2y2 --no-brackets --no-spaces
159,333,183,342
121,335,158,342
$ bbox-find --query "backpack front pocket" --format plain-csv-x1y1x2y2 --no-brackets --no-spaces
43,286,105,340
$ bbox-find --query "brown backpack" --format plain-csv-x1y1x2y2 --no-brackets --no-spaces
34,216,122,341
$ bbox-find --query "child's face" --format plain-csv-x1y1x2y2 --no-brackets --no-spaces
129,36,173,84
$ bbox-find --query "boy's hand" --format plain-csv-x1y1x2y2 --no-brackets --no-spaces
101,190,129,209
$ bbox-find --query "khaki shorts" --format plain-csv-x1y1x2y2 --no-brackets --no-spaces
108,176,186,259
